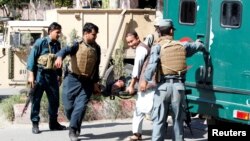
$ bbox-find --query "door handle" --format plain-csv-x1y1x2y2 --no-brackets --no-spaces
196,33,205,39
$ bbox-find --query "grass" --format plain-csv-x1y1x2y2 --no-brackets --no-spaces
0,39,134,122
0,95,26,121
0,93,135,122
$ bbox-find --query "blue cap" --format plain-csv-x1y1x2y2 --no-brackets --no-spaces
154,18,175,29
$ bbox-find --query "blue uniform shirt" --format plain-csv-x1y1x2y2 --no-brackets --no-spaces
144,38,206,81
27,36,62,83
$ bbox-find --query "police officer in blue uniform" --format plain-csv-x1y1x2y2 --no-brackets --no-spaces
140,19,207,141
54,22,101,141
27,22,66,134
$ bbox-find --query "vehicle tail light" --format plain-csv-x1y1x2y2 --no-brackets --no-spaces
233,110,250,120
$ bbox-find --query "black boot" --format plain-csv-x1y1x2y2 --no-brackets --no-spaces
49,121,66,130
69,127,78,141
32,122,40,134
76,127,81,136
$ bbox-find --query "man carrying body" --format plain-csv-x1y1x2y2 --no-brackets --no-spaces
54,22,101,141
126,31,156,141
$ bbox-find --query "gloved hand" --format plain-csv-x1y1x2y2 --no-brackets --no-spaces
195,39,209,56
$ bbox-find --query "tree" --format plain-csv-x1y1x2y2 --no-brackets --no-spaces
0,0,73,20
0,0,29,19
55,0,73,8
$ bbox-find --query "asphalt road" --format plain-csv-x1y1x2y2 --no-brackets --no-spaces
0,118,207,141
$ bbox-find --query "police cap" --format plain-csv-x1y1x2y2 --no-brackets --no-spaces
154,18,175,30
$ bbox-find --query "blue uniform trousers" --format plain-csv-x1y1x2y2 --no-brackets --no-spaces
62,73,93,131
151,80,186,141
30,70,60,123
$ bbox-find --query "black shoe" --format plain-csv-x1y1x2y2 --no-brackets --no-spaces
69,128,78,141
76,128,81,136
49,121,66,130
32,122,40,134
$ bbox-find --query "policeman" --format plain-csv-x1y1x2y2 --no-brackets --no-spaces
140,19,207,141
54,22,101,141
27,22,66,134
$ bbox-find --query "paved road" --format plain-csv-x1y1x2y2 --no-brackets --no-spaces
0,118,207,141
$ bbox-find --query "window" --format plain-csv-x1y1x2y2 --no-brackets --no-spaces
180,0,196,24
221,1,242,28
0,33,3,46
21,33,41,47
10,32,41,48
10,32,20,47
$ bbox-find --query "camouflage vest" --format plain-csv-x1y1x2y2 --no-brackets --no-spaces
37,45,57,70
159,39,187,75
68,42,97,77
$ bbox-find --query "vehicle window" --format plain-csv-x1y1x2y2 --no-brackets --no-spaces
10,32,20,47
10,32,41,48
221,1,242,28
21,33,41,47
0,33,3,46
180,0,196,24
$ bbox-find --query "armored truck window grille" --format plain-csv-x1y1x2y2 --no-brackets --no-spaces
179,0,196,24
221,1,242,28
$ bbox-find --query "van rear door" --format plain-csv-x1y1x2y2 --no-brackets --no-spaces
210,0,250,91
165,0,209,84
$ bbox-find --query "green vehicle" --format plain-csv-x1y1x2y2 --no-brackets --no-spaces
163,0,250,125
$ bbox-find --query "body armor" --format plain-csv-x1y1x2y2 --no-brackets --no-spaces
37,44,57,70
37,53,57,69
159,39,187,75
68,42,97,77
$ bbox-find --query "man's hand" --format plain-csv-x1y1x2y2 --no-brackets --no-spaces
140,80,148,92
195,39,210,55
27,71,35,88
54,57,63,68
126,86,135,95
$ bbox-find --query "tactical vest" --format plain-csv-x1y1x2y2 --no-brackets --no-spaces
68,42,97,77
37,45,57,70
159,39,187,75
138,42,157,90
138,42,150,83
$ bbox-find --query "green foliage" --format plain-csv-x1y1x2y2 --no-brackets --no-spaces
113,41,125,79
69,28,81,44
102,0,109,9
0,0,36,18
0,95,25,121
40,88,65,122
84,96,134,121
55,0,73,8
21,33,34,47
59,34,67,48
39,93,49,121
0,91,64,122
0,89,134,122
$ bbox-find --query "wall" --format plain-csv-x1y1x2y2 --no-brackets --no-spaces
46,8,156,76
0,8,156,94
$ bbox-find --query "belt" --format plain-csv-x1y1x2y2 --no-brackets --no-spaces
164,78,183,83
69,72,89,80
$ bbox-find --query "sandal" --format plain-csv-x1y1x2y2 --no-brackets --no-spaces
128,133,142,141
